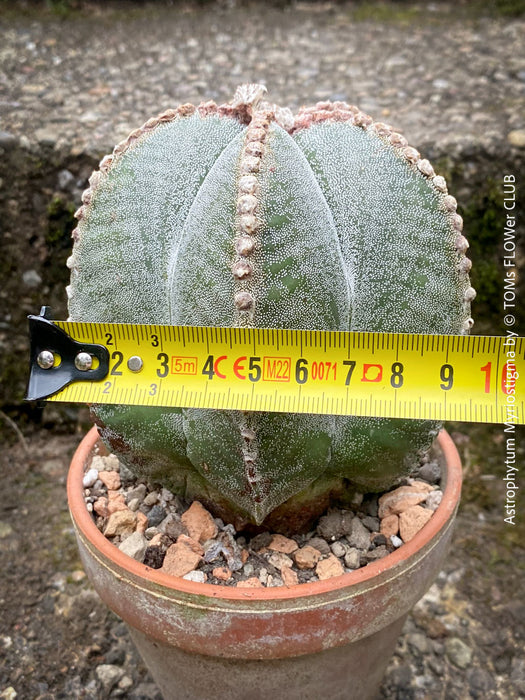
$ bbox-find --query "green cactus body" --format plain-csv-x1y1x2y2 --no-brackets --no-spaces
68,86,474,529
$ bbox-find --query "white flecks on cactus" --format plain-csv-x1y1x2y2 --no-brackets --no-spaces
70,113,245,326
292,121,470,335
68,86,475,527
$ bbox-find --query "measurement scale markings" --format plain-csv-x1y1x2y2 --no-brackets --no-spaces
37,324,524,423
494,335,502,415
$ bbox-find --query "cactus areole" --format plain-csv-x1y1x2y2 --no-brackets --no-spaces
67,85,474,531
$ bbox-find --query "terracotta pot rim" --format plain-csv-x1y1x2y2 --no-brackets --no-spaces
67,426,462,601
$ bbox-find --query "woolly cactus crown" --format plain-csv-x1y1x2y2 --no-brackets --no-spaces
67,84,474,529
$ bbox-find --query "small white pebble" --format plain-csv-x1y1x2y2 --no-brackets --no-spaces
390,535,403,548
243,562,255,577
183,570,207,583
82,468,99,488
425,490,443,511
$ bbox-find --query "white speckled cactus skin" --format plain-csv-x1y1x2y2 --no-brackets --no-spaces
67,85,474,530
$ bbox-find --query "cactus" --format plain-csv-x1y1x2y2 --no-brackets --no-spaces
67,85,474,530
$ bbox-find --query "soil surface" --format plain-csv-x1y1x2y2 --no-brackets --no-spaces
0,421,523,699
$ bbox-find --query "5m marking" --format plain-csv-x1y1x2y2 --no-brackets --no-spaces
171,356,198,375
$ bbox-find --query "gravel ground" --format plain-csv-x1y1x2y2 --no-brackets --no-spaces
2,1,525,154
0,2,524,698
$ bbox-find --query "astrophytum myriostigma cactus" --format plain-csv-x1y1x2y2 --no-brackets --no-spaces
67,85,474,530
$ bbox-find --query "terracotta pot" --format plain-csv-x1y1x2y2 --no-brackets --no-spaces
67,427,462,700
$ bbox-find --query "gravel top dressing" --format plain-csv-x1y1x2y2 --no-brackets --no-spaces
83,448,443,588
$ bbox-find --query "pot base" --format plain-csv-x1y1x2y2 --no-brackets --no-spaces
129,613,407,700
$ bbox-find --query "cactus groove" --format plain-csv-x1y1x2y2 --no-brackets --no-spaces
67,85,474,529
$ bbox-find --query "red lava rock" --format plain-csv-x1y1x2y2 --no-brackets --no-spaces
212,566,232,581
177,534,204,556
135,511,148,534
107,492,128,515
93,496,109,518
378,482,434,518
316,554,345,580
267,551,294,571
281,567,299,587
380,513,400,537
267,534,298,554
181,502,218,543
107,489,123,500
161,541,202,578
399,505,433,542
103,509,137,537
98,470,121,491
293,545,322,570
236,577,264,588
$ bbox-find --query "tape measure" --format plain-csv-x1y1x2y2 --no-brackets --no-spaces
26,308,523,425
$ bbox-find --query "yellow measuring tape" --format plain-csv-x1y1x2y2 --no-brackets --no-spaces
38,321,523,425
